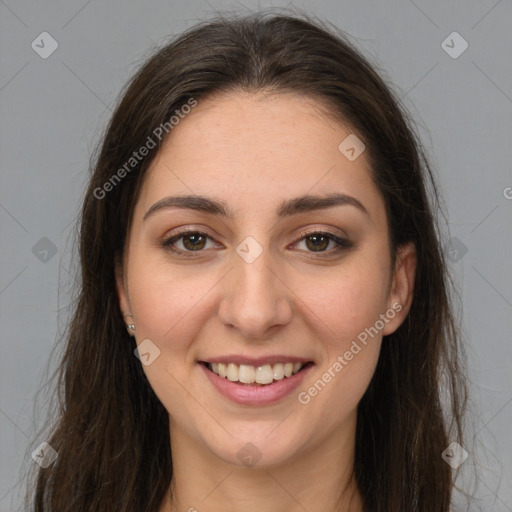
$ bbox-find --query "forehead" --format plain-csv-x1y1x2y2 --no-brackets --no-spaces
135,91,383,222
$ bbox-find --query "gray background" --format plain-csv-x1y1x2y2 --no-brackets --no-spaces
1,0,511,510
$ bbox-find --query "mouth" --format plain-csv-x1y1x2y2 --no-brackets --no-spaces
199,357,315,405
199,360,315,386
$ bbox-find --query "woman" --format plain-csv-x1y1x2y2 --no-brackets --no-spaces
27,10,467,512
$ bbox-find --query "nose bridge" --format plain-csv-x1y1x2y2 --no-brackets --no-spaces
218,236,292,337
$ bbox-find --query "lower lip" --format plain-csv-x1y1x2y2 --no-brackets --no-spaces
199,363,313,406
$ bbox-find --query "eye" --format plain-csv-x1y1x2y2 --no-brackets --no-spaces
292,230,352,256
161,230,218,256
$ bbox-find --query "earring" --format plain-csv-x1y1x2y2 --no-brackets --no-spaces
124,313,135,335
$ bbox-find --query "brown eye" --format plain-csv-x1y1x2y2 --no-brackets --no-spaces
293,231,353,257
162,230,217,256
304,234,330,252
182,233,207,251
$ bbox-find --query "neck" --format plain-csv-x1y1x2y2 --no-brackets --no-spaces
161,414,364,512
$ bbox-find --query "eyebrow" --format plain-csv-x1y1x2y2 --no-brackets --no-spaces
143,193,369,222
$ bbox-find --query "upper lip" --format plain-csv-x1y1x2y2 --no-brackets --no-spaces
199,355,314,366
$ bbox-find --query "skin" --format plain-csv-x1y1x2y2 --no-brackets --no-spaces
115,90,416,512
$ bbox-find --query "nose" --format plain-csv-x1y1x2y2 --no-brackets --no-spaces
218,244,293,340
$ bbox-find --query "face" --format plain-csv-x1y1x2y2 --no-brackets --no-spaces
116,91,415,468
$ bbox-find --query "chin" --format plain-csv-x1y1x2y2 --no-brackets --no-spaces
198,421,312,469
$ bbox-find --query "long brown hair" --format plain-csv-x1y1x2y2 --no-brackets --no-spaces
25,9,468,511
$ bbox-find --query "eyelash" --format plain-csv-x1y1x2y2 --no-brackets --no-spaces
161,228,352,258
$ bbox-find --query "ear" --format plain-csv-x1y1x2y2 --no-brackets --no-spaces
115,253,132,317
382,242,417,336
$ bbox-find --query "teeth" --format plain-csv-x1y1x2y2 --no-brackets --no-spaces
207,361,306,384
255,365,273,384
239,364,256,384
226,363,238,382
273,363,285,380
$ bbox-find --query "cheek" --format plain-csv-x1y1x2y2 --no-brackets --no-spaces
294,253,389,413
125,256,217,420
297,269,386,426
126,258,217,368
301,256,391,346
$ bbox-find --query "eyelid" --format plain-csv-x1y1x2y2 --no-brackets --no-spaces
293,226,349,243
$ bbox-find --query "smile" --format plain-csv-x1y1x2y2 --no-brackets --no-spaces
199,359,315,405
205,361,311,385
